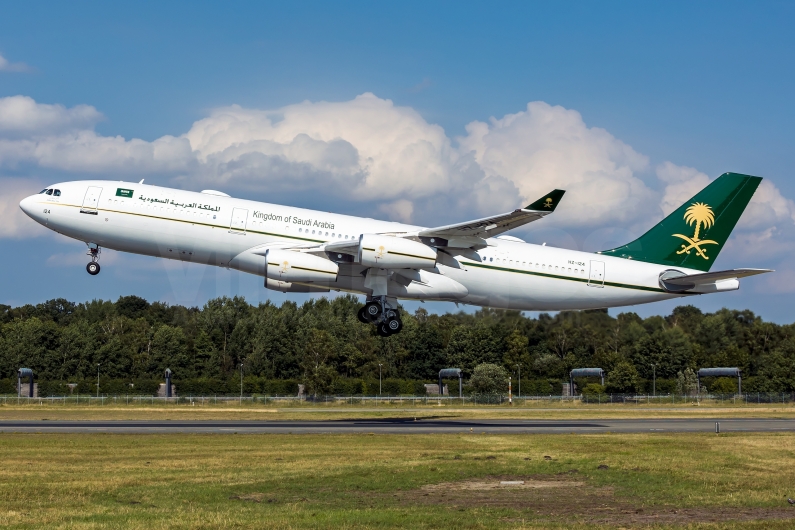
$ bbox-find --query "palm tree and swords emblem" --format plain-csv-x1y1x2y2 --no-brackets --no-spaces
673,202,719,259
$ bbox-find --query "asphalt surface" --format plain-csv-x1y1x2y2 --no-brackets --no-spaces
0,418,792,434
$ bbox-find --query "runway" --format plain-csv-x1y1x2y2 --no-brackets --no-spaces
0,418,792,434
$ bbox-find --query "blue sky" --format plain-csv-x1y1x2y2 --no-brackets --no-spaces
1,1,793,321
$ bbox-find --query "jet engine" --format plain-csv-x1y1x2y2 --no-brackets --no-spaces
265,278,331,293
265,249,339,282
358,234,437,269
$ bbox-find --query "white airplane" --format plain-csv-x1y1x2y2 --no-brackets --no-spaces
19,173,771,336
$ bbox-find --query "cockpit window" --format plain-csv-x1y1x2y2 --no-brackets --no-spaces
40,189,49,194
53,190,61,196
46,189,53,195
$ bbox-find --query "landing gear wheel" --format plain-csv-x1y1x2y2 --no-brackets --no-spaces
363,301,382,322
385,317,402,334
378,323,392,337
86,262,101,275
357,307,369,324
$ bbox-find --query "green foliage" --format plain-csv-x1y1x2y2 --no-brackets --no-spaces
0,296,793,394
709,377,738,394
581,383,606,395
606,361,639,393
469,363,509,395
0,378,15,393
676,368,698,395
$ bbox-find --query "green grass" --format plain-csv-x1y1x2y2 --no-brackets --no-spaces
1,432,795,529
1,400,794,421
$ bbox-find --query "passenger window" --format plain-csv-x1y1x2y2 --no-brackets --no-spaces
490,257,493,262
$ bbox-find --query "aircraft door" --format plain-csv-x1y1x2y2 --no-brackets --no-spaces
80,186,103,215
588,260,605,287
230,207,248,233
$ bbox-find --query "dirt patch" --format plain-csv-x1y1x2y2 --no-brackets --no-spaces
421,478,585,492
229,493,277,503
396,475,795,525
230,493,308,504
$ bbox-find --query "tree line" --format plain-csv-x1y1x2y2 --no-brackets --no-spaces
1,295,793,395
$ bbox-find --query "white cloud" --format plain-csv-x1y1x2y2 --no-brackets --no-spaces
183,94,456,201
656,162,712,216
1,91,794,279
379,199,414,223
458,102,653,227
0,53,31,73
0,178,47,238
6,131,194,173
0,96,100,136
740,179,795,230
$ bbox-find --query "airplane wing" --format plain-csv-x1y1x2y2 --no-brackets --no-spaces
323,239,360,255
660,268,773,291
261,189,566,260
417,189,565,248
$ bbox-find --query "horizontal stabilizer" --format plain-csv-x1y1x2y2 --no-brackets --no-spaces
660,268,772,292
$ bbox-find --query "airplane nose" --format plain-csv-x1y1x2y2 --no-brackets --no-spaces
19,195,36,217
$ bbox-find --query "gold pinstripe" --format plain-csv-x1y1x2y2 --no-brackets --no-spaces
42,201,671,294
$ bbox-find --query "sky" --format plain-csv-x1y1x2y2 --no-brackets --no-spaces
1,1,794,321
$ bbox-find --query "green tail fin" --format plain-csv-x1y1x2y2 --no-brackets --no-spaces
526,189,565,211
600,172,762,272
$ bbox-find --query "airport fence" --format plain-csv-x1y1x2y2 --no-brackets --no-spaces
0,393,793,406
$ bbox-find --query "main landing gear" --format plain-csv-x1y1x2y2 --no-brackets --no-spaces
357,297,403,336
86,245,101,275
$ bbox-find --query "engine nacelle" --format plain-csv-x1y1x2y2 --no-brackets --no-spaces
265,278,331,293
358,234,437,269
265,249,339,282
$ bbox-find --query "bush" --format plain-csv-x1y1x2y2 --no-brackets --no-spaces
710,377,738,394
741,376,775,393
642,378,677,394
131,379,161,395
35,379,162,396
381,378,403,395
38,381,70,396
263,379,299,395
676,368,698,395
581,383,606,396
0,378,15,394
177,378,232,395
521,379,553,395
606,362,640,393
469,363,508,395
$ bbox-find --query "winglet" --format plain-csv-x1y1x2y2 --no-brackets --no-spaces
525,189,565,211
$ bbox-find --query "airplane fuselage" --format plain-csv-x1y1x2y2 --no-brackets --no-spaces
20,180,731,311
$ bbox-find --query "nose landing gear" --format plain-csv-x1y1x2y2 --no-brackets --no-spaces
358,296,402,336
86,244,101,276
